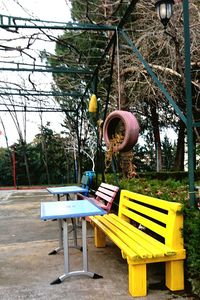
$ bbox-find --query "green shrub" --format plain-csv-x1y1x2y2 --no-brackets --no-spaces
183,207,200,297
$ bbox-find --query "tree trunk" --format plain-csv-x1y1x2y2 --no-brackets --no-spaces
174,120,185,171
0,117,13,169
20,141,31,186
150,102,162,171
23,150,31,186
41,141,50,184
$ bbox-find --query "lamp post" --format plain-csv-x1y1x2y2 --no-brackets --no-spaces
155,0,174,29
10,146,17,189
155,0,196,207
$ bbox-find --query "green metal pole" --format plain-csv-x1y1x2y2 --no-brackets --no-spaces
0,14,117,31
183,0,196,207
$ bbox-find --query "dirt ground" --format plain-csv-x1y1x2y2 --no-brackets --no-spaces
0,189,193,300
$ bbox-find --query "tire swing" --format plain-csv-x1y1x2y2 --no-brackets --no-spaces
103,32,140,178
103,110,139,152
103,110,140,178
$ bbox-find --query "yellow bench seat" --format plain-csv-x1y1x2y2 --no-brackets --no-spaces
90,190,186,298
90,214,183,260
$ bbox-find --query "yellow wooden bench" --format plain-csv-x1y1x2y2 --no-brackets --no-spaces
90,189,186,298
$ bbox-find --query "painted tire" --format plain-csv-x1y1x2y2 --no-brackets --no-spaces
103,110,140,152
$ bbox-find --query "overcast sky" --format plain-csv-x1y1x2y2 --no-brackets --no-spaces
0,0,71,147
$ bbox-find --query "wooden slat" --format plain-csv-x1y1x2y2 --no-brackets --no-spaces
91,217,139,260
121,207,167,238
94,215,154,259
122,197,168,225
100,183,119,192
98,186,116,197
96,191,112,202
106,214,176,257
103,215,164,258
121,190,181,212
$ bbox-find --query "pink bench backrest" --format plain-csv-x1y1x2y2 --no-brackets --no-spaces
95,183,119,212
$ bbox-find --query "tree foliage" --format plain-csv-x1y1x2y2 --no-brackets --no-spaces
0,124,75,186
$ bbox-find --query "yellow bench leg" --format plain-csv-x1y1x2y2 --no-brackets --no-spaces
128,263,147,297
94,226,106,247
165,260,184,291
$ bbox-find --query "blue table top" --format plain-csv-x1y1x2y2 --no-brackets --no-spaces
41,200,107,220
46,186,88,195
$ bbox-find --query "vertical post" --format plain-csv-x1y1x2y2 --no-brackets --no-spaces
156,142,159,172
63,220,69,274
73,143,78,183
183,0,196,207
92,72,98,96
12,150,17,189
82,217,88,271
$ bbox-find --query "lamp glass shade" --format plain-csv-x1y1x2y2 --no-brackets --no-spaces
156,0,174,28
166,3,173,18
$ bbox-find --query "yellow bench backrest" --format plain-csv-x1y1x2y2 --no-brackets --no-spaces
118,190,184,250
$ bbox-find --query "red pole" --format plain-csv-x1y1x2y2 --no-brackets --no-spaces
12,151,17,189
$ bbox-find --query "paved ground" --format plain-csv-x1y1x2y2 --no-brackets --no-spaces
0,189,194,299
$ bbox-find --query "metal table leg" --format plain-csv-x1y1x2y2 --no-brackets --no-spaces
50,217,103,285
49,194,81,255
49,195,63,255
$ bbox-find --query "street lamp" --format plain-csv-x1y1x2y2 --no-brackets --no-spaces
155,0,174,29
155,0,196,207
